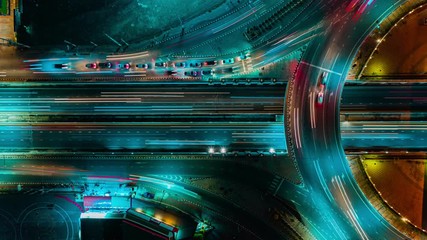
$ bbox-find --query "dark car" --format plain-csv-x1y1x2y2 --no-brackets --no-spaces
191,71,200,76
54,63,68,69
166,70,178,75
136,63,149,69
221,58,235,64
189,62,202,68
118,63,131,70
174,62,186,68
142,192,155,199
184,71,199,77
218,67,234,74
203,60,217,66
85,63,97,69
201,70,214,75
155,62,167,67
238,53,250,61
99,62,113,69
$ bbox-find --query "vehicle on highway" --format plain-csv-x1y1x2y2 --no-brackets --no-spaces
54,63,69,69
117,63,131,70
189,62,202,68
142,192,155,199
136,63,150,69
174,62,186,68
203,60,217,66
85,63,97,69
99,62,113,69
320,71,328,85
201,70,214,75
184,71,199,77
155,62,167,67
238,52,250,61
166,70,178,76
221,58,235,64
217,67,234,74
317,91,324,104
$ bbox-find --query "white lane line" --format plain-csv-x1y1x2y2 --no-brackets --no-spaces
293,107,302,149
300,61,342,76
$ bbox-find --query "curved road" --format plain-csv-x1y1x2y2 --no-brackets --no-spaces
286,0,410,239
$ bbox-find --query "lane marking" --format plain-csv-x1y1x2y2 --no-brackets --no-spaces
300,61,342,76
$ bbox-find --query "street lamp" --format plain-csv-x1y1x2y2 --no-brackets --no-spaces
220,147,227,154
269,148,275,154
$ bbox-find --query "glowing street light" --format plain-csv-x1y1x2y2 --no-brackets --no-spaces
220,147,227,154
269,148,276,154
208,147,215,154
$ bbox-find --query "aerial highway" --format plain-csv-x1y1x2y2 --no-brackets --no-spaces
286,0,413,239
0,0,425,239
0,84,285,153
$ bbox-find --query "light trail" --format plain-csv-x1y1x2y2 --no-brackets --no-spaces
76,71,113,74
23,57,83,63
333,176,369,240
106,51,149,61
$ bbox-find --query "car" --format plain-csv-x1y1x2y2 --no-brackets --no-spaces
142,192,155,199
189,62,202,68
54,63,68,69
320,71,328,85
238,53,250,61
85,63,97,69
317,91,324,104
184,71,199,77
174,62,186,68
221,58,235,64
136,63,150,69
166,70,177,75
155,62,167,67
203,60,217,66
99,62,113,69
201,70,214,75
118,63,131,70
217,67,234,74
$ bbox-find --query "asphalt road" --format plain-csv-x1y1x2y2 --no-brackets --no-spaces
286,0,410,239
0,0,423,239
340,84,427,149
0,84,285,152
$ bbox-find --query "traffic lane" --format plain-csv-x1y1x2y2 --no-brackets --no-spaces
287,52,358,239
0,84,285,99
341,121,427,149
341,85,427,110
0,123,286,152
0,85,285,115
312,0,409,238
3,156,281,193
285,1,407,238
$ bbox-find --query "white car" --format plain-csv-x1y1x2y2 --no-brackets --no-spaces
317,91,324,104
320,71,328,85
